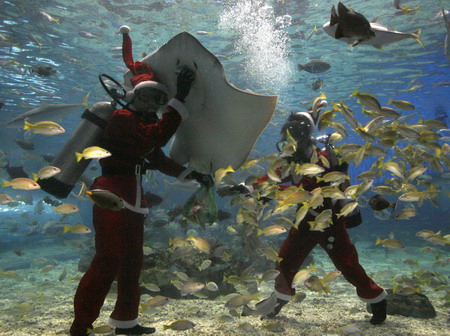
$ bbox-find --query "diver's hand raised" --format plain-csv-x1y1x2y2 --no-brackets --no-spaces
175,67,196,102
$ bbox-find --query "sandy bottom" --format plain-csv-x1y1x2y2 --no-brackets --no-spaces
0,243,449,336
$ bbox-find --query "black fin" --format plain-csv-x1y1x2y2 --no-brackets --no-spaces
337,2,349,17
335,24,345,39
330,5,338,26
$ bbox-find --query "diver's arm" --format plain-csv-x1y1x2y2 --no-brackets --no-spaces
145,147,185,178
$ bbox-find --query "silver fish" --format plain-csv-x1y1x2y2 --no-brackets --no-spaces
6,93,89,128
323,17,424,49
241,292,279,317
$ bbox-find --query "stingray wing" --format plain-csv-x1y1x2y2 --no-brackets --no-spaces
124,32,278,174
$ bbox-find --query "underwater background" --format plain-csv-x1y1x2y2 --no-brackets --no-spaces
0,0,449,335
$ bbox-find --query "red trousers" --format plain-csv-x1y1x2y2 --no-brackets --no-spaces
69,205,144,336
275,223,384,301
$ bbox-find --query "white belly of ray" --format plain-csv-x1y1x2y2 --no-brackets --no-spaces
124,32,278,175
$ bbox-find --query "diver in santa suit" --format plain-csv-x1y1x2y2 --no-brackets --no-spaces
69,26,210,336
219,104,388,325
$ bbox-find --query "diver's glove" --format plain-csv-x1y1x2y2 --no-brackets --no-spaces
217,184,252,197
187,171,214,188
175,67,196,102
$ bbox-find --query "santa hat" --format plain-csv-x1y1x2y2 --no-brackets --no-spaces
118,25,168,102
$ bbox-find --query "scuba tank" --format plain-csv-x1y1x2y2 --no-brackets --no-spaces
38,74,129,198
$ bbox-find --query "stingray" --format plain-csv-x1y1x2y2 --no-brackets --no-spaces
123,32,278,175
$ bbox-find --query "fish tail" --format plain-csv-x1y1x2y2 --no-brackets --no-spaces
28,68,33,74
412,29,425,49
81,92,90,109
297,64,303,72
350,88,359,97
388,98,393,105
32,173,38,181
309,263,317,272
23,120,33,130
63,225,71,233
257,229,263,236
324,284,331,294
53,18,60,24
1,180,11,188
86,329,93,334
241,305,253,316
375,237,382,245
75,152,83,162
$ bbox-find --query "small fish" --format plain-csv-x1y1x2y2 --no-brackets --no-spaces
28,64,57,77
33,166,61,180
225,293,260,308
40,264,55,273
143,295,169,309
75,146,111,162
163,320,196,331
261,247,283,262
196,31,214,35
337,323,362,334
55,203,79,214
388,99,415,110
198,259,212,271
1,178,40,190
142,283,161,292
304,275,330,293
186,233,211,254
297,60,331,74
375,237,404,249
78,31,99,39
257,225,287,236
336,201,359,218
311,78,323,91
63,224,91,234
242,292,278,317
292,292,307,303
206,282,219,291
350,89,381,111
395,208,417,220
322,270,342,283
180,281,205,296
24,120,65,135
58,267,68,281
86,190,124,211
215,165,235,186
260,270,280,283
38,11,60,24
403,259,419,267
308,209,333,232
0,193,13,205
292,264,317,288
368,195,395,211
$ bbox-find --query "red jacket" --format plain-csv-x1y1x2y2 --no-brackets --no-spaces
92,105,185,212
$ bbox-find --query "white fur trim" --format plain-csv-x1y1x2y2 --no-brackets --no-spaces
107,317,139,328
168,98,189,120
117,25,130,34
274,290,293,302
359,289,388,303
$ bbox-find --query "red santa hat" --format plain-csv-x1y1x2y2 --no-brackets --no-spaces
118,25,168,101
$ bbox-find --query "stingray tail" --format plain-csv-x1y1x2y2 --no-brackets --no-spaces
411,29,425,49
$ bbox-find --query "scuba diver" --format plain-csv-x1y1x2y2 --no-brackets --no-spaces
69,25,211,336
218,101,388,325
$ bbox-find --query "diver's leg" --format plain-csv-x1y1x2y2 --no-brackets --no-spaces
275,227,317,299
109,210,155,334
109,209,144,324
320,228,387,324
70,206,125,336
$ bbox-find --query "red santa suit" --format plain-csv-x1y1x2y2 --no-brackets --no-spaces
70,28,188,336
256,150,387,304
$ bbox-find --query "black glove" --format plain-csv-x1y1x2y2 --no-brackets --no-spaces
175,67,196,102
188,171,214,188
